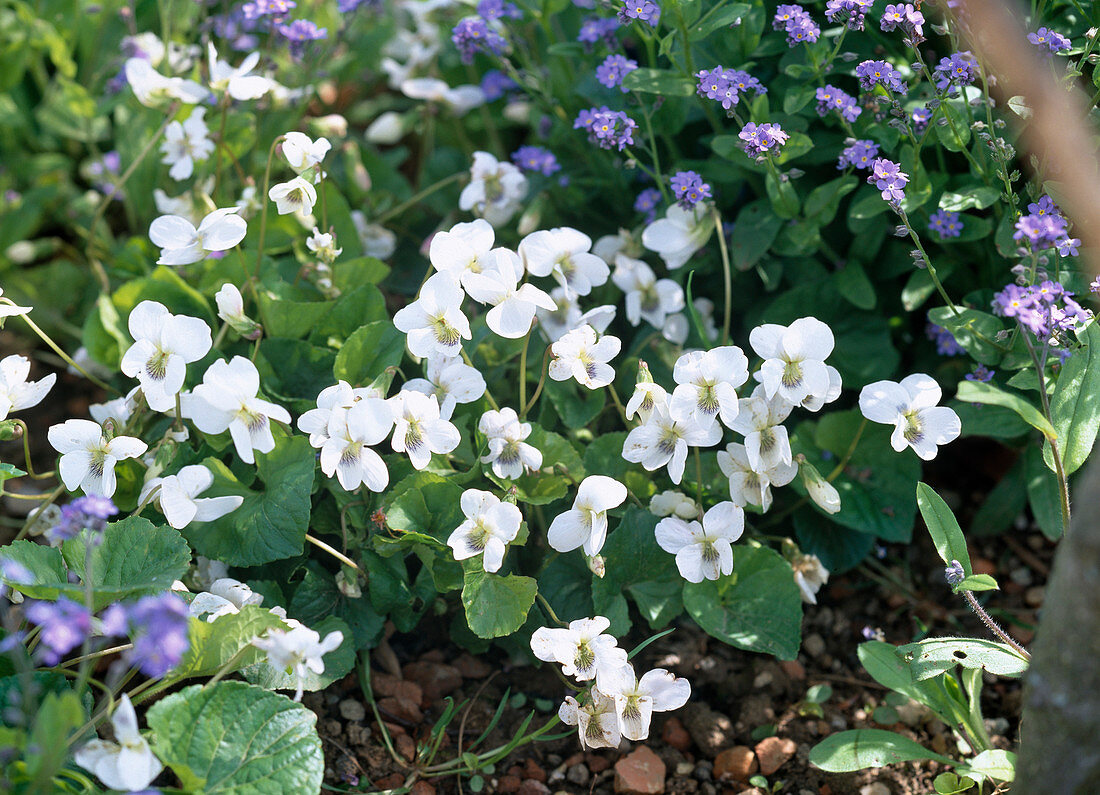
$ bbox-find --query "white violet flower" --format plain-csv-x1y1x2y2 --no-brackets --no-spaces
268,176,318,216
252,625,344,701
549,325,620,390
729,385,794,472
139,464,244,529
403,353,485,420
520,227,610,298
463,256,556,339
622,400,722,485
281,131,331,176
149,207,247,265
120,301,212,412
48,420,147,498
641,203,713,270
478,407,542,480
749,317,836,405
530,616,628,682
669,346,750,429
125,57,208,106
297,380,384,447
716,442,797,512
447,489,523,573
320,399,394,492
392,272,472,359
597,664,691,741
547,475,628,556
612,254,685,328
388,390,460,470
160,107,214,181
207,43,273,100
536,286,617,343
655,501,744,583
0,354,56,421
73,695,163,792
858,373,961,460
458,151,528,227
558,690,622,750
791,553,830,604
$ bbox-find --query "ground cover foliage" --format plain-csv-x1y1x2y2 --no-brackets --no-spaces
0,0,1097,791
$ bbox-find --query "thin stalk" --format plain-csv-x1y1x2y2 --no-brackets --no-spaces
59,644,134,669
1020,329,1071,534
712,206,732,346
895,208,959,316
12,420,54,479
522,347,552,419
962,590,1031,660
605,382,628,424
251,135,286,296
374,172,464,226
305,533,361,571
518,330,531,412
535,593,567,627
13,483,65,542
693,447,704,509
9,305,115,392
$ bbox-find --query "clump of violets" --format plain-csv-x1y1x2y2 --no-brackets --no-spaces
1012,195,1080,256
929,209,963,239
477,0,522,19
911,107,932,133
695,66,766,111
825,0,873,31
855,60,907,94
1029,27,1071,56
277,19,326,56
739,122,789,158
815,85,861,122
933,52,979,95
867,158,908,202
24,597,92,665
577,16,619,51
773,4,819,45
618,0,659,27
46,495,118,544
634,187,662,223
574,106,637,151
452,17,508,63
102,593,191,678
596,54,637,92
992,282,1091,341
879,3,924,40
242,0,296,21
512,146,561,176
670,171,712,209
838,139,879,170
926,322,963,356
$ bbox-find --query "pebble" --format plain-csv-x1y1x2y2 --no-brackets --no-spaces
374,773,403,789
713,746,757,782
803,634,826,658
567,764,591,785
396,733,416,762
453,653,492,679
675,762,694,776
517,781,551,795
378,695,422,723
661,717,692,751
779,660,806,681
403,661,463,702
498,775,522,793
1025,586,1045,607
754,737,796,776
692,761,712,782
338,699,366,722
614,746,666,794
524,758,548,783
410,782,435,795
859,784,891,795
681,704,735,756
589,755,611,773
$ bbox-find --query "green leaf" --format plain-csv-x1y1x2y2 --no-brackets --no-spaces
804,175,858,224
776,132,813,164
848,186,891,220
257,287,333,340
688,2,750,39
620,68,695,96
897,638,1029,680
461,570,537,639
60,517,192,611
683,545,802,660
333,320,405,385
956,381,1056,440
173,606,288,679
290,565,387,649
765,169,800,219
834,262,876,310
916,483,972,579
541,377,605,430
782,85,817,115
939,185,1002,212
856,641,956,717
956,574,999,592
810,729,953,772
729,201,784,271
187,436,315,566
959,749,1016,783
927,307,1005,366
1043,321,1100,474
25,691,83,784
933,102,971,152
793,509,875,574
243,616,355,694
489,425,583,505
147,681,323,794
1025,445,1063,540
0,541,67,602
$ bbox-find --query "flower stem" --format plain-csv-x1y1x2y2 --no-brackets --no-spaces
522,347,551,419
1020,327,1071,535
535,593,567,627
251,135,286,298
962,590,1031,659
8,303,115,392
305,532,361,571
711,206,732,347
12,420,54,480
374,172,464,226
518,330,531,412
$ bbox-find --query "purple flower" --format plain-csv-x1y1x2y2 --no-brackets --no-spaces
1013,212,1067,250
577,16,620,50
773,4,819,45
739,122,789,158
634,187,662,222
911,107,932,132
452,17,508,63
25,598,92,665
965,365,995,382
477,0,522,20
880,3,924,38
933,52,978,94
837,138,879,170
815,85,861,122
241,0,296,21
618,0,660,26
867,158,909,202
825,0,873,31
1058,236,1081,257
596,54,638,92
926,322,964,356
929,209,963,239
1090,275,1100,295
106,593,191,678
695,67,766,110
480,70,517,101
1028,27,1071,56
855,60,907,94
1028,195,1061,218
47,496,118,545
277,19,326,56
670,171,712,209
992,282,1091,340
512,146,561,176
574,106,637,151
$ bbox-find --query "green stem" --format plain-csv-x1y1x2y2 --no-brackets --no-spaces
463,349,500,411
374,172,464,226
536,593,567,627
8,302,116,392
895,208,958,316
12,420,54,480
1020,328,1071,535
13,483,65,542
518,330,531,412
712,207,732,347
522,347,552,419
251,135,286,298
606,381,628,424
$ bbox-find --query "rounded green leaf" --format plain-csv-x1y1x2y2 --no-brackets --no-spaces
461,570,537,639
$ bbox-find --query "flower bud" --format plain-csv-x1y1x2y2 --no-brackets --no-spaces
588,555,606,578
337,568,362,598
365,111,406,145
799,460,841,515
367,366,397,398
312,114,348,139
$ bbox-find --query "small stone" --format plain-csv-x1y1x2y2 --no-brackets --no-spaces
692,761,712,782
453,653,492,679
1009,566,1033,587
346,723,370,747
567,764,591,785
588,755,612,773
498,776,522,793
378,695,422,723
403,661,463,702
661,717,692,751
859,784,891,795
410,782,435,795
752,670,773,688
930,733,948,755
754,737,796,776
615,746,666,794
396,733,416,762
374,773,404,789
803,634,826,658
524,758,548,783
548,763,567,784
681,703,734,756
1025,586,1045,607
517,781,551,795
779,660,805,681
675,762,694,776
713,747,757,782
338,699,366,722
